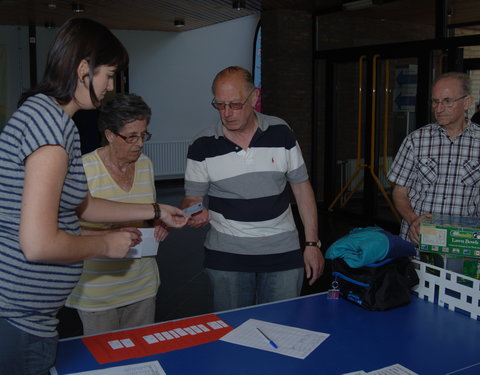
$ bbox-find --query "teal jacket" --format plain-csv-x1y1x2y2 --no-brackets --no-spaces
325,227,416,268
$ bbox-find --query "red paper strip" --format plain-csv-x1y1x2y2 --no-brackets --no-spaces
82,314,233,364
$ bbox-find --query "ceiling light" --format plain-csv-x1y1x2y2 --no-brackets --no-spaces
174,18,185,27
72,3,85,13
47,3,56,9
342,0,373,10
45,21,56,29
232,0,245,10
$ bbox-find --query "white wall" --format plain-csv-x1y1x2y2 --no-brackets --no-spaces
115,15,259,142
1,15,260,141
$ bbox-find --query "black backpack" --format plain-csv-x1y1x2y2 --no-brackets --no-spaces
330,256,419,311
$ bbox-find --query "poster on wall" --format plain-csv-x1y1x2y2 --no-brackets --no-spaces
253,22,261,112
393,64,417,112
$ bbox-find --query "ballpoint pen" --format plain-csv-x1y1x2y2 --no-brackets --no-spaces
256,327,278,349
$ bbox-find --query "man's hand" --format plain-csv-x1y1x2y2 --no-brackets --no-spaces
187,208,210,228
408,213,431,244
181,196,210,228
303,246,325,285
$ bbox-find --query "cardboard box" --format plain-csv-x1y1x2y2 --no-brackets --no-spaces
463,258,480,279
419,214,480,260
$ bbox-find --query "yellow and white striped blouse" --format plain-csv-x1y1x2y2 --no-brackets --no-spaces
66,149,160,311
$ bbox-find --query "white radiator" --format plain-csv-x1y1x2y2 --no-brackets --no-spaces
143,140,191,179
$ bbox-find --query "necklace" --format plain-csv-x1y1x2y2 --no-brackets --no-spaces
99,147,135,191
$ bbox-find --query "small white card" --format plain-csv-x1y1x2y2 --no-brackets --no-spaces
183,202,203,216
125,228,158,258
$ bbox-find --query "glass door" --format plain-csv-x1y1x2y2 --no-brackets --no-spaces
319,49,442,230
314,27,480,234
325,55,419,226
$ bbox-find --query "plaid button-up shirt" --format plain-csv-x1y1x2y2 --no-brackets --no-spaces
387,121,480,240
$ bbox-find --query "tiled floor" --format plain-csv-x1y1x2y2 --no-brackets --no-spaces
57,180,397,338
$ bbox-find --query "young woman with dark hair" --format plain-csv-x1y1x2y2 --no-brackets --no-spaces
0,18,188,374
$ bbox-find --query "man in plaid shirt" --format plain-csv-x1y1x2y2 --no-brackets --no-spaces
388,72,480,244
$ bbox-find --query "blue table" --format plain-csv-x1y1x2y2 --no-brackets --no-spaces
52,293,480,375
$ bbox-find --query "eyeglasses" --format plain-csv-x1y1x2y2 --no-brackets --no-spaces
211,88,255,111
431,95,467,108
114,131,152,144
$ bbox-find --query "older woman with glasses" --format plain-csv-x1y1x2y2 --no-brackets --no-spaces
66,93,167,335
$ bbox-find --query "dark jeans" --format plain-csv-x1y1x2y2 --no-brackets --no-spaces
0,318,58,375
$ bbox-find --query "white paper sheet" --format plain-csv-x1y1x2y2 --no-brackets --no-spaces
65,360,166,375
125,228,158,258
367,364,419,375
220,318,329,359
342,364,419,375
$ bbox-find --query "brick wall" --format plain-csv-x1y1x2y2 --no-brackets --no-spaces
261,10,314,173
260,9,436,203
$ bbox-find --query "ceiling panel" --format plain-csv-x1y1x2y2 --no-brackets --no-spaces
0,0,261,32
0,0,479,33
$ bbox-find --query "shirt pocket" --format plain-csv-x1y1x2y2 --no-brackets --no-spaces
461,159,480,186
417,158,437,185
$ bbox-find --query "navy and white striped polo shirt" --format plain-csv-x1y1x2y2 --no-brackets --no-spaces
185,112,307,272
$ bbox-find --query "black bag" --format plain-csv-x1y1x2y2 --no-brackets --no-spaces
330,256,419,311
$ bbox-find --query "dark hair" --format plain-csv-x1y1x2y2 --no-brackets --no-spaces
98,93,151,145
18,18,129,107
211,66,254,95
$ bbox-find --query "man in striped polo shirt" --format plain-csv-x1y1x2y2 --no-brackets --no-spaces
182,66,325,311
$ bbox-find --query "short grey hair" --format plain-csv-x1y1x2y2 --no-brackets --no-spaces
98,93,151,145
433,72,471,96
211,66,254,95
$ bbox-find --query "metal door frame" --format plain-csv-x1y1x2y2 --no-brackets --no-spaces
313,34,480,226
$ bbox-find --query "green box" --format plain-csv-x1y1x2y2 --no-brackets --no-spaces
463,258,480,279
419,214,480,260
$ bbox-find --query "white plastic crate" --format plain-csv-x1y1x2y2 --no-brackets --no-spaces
412,259,480,320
